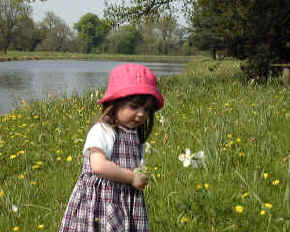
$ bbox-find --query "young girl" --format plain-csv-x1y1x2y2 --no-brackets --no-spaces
59,63,164,232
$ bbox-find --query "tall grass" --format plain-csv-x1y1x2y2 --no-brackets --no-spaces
1,58,290,231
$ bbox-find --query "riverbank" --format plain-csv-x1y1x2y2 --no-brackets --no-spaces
1,58,289,231
0,51,204,63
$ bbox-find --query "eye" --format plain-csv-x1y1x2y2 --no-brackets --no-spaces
129,103,139,109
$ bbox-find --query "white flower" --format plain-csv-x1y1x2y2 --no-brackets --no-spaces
159,115,165,126
144,142,152,153
191,150,206,168
178,148,193,167
178,149,206,168
11,204,18,213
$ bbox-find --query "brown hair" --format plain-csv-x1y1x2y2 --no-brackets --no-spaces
98,95,158,143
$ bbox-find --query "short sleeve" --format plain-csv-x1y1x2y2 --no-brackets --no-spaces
82,122,115,159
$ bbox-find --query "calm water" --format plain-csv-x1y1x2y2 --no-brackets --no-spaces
0,60,186,115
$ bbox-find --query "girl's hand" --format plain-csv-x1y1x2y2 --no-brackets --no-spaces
131,173,149,191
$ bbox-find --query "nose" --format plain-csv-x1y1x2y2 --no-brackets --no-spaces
136,108,146,118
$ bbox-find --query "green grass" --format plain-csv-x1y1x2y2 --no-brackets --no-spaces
1,58,290,231
0,51,199,63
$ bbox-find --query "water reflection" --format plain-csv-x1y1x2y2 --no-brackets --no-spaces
0,60,186,114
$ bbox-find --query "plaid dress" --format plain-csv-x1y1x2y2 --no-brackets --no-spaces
59,127,150,232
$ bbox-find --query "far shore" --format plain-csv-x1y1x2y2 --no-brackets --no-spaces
0,51,206,63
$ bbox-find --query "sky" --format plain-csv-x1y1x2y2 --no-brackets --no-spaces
32,0,107,28
31,0,186,28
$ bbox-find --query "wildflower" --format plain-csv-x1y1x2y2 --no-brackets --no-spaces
156,173,161,178
235,205,244,214
236,137,241,143
263,173,269,179
17,150,25,155
180,216,190,223
227,133,232,138
239,152,245,157
159,115,165,126
204,183,210,190
13,226,19,231
56,156,62,161
192,150,206,168
265,203,272,209
66,156,72,162
273,179,280,185
37,224,44,230
18,174,25,179
30,181,37,185
196,184,202,190
0,190,4,198
260,210,266,216
32,164,40,169
144,142,152,153
178,148,193,167
11,204,18,213
10,154,17,159
242,192,249,198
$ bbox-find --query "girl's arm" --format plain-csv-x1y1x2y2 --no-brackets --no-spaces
89,148,148,190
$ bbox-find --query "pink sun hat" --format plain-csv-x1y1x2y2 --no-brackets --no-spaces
98,63,164,110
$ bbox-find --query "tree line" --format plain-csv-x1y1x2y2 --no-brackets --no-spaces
0,0,196,56
105,0,290,82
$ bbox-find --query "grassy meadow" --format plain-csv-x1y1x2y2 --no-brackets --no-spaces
1,57,290,231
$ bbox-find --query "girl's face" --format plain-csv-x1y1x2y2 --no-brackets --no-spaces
116,96,155,129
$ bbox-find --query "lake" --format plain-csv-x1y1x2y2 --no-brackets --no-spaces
0,60,186,115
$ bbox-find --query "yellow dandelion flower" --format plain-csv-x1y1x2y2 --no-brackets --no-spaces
32,164,40,169
56,149,61,154
204,183,210,190
265,203,272,209
154,167,158,171
196,184,203,190
37,224,44,230
36,161,43,165
180,216,190,223
0,190,4,198
18,174,25,179
236,137,241,143
156,173,161,178
235,205,244,214
227,133,232,138
263,173,269,179
260,210,266,216
17,150,25,155
56,156,62,161
66,156,72,162
273,179,280,185
13,226,19,231
239,152,245,157
30,181,37,185
10,154,17,159
242,192,249,198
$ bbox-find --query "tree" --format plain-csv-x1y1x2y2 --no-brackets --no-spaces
105,24,142,54
0,0,31,53
37,12,76,52
74,13,111,53
105,0,290,81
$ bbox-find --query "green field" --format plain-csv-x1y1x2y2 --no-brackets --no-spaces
1,57,290,231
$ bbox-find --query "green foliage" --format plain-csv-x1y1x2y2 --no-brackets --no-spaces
1,58,290,231
74,13,111,53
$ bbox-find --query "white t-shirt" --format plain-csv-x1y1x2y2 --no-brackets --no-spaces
83,122,116,159
83,122,145,164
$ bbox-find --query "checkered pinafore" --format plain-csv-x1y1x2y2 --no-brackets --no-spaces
59,127,149,232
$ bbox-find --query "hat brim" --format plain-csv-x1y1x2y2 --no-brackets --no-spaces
98,86,164,110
